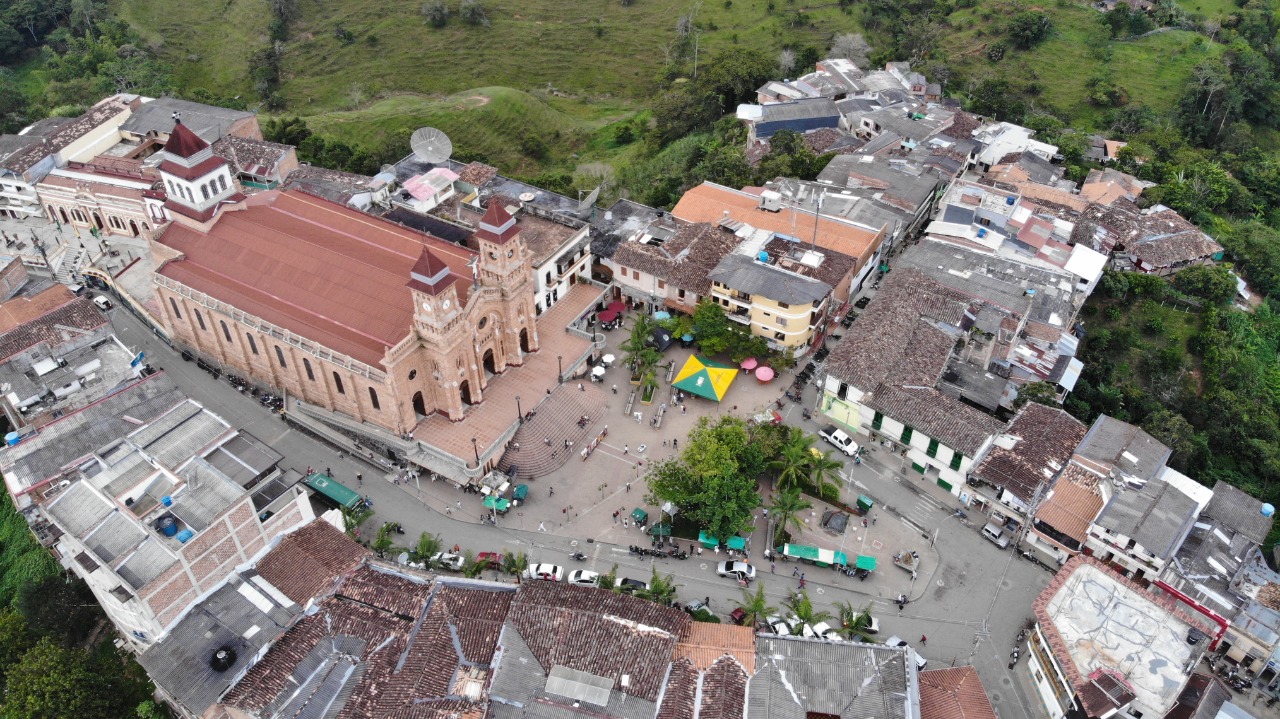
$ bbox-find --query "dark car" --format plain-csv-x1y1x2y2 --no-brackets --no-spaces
854,296,872,309
618,578,649,593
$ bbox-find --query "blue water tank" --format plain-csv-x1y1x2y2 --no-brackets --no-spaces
1006,195,1016,205
4,432,19,446
1263,503,1275,518
757,251,769,263
161,495,173,507
176,529,194,543
977,228,987,238
158,516,177,537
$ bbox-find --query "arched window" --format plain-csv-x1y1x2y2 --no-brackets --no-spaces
246,333,258,355
274,345,286,368
166,180,175,194
194,308,206,331
303,358,314,381
368,387,380,410
220,320,231,342
333,372,345,394
218,175,228,192
168,296,181,319
200,184,210,200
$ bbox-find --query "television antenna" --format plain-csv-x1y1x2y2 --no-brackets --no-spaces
410,127,453,164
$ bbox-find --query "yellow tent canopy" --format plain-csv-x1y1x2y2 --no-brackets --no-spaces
672,355,737,401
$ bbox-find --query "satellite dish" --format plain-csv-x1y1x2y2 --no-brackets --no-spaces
519,192,536,202
397,552,410,565
578,186,601,219
411,127,453,164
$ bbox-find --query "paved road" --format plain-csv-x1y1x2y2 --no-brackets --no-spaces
112,308,1051,719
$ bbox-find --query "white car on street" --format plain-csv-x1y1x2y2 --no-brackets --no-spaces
430,552,465,571
717,561,756,581
522,563,564,582
567,569,600,587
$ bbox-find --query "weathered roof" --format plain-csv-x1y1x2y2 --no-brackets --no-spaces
674,622,756,674
1202,482,1273,547
751,635,914,719
1164,673,1232,719
281,165,383,205
612,223,741,296
0,285,107,361
1129,209,1223,269
1074,415,1170,484
254,519,368,604
211,134,293,178
918,667,997,719
708,254,831,305
1034,464,1105,545
758,98,840,124
867,384,1004,457
0,99,130,174
1094,478,1201,560
156,190,477,366
970,403,1087,504
120,97,254,143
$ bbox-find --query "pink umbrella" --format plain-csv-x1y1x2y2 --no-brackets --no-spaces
755,366,775,382
740,357,758,370
599,310,618,323
607,301,626,313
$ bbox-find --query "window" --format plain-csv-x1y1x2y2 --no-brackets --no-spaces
246,333,258,355
926,438,939,458
774,331,786,341
168,297,181,319
201,184,211,200
333,372,345,394
777,317,787,327
218,175,228,192
194,309,206,331
274,345,287,368
368,387,380,410
408,369,417,380
657,280,666,290
950,450,963,470
777,301,790,309
303,358,315,381
872,411,883,430
545,272,552,285
677,289,686,300
166,180,175,194
838,382,848,400
220,320,231,342
901,426,914,444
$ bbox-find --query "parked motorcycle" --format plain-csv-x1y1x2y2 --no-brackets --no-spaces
569,552,586,561
802,408,813,420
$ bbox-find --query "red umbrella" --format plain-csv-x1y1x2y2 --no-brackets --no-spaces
607,301,626,312
755,366,775,382
599,310,618,323
740,357,758,370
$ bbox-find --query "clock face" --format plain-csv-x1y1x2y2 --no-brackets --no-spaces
421,301,432,312
442,299,452,309
507,249,514,257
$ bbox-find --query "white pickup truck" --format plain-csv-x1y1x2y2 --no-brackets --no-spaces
819,425,859,456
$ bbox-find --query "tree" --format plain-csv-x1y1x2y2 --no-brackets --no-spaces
805,450,844,501
0,22,25,64
777,49,796,78
1013,381,1059,409
414,532,442,564
692,299,733,355
621,313,661,380
733,583,776,626
372,523,394,557
770,487,813,544
263,116,312,146
1173,265,1236,305
1007,12,1052,49
502,551,528,576
461,550,485,578
829,33,871,67
15,575,101,647
783,590,831,633
599,564,619,591
768,428,814,492
637,566,679,605
0,609,35,689
968,78,1026,122
421,0,449,27
2,639,127,719
459,0,489,26
835,600,874,637
646,416,763,542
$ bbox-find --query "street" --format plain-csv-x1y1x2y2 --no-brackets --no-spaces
111,306,1052,719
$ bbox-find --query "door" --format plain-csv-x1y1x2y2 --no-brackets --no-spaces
482,349,496,378
459,380,473,405
412,391,426,417
520,328,530,354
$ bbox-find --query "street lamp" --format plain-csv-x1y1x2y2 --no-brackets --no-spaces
516,395,522,423
557,355,563,383
471,437,480,469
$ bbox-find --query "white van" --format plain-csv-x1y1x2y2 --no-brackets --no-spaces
92,296,113,311
982,522,1010,550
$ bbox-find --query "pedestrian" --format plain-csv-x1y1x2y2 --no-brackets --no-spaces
626,482,631,493
564,438,571,449
538,522,547,532
793,567,800,577
306,466,313,476
325,467,331,476
872,514,877,525
445,506,452,515
920,635,927,646
357,473,363,486
770,562,776,573
613,511,619,523
799,578,806,589
456,501,463,509
714,544,720,554
612,384,618,394
550,487,555,496
704,596,711,607
697,546,703,556
577,382,584,391
862,517,868,528
623,444,629,454
663,439,668,447
763,508,769,519
544,437,551,446
673,439,678,450
681,405,686,415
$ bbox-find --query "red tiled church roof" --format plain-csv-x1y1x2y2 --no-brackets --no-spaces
163,120,210,159
155,190,478,366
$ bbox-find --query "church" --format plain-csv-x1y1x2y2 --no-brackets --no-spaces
149,119,544,439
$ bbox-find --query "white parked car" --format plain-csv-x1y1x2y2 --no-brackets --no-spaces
765,615,793,635
522,563,564,582
567,569,600,587
810,621,843,642
430,552,465,571
884,636,928,670
717,561,756,581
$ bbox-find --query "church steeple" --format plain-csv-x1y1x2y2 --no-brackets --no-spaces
472,199,527,286
158,113,238,223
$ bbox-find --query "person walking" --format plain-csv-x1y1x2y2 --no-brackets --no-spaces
770,562,776,573
672,439,678,450
793,567,800,577
357,473,363,486
549,487,555,496
538,522,547,532
920,635,927,646
612,384,617,394
623,444,629,455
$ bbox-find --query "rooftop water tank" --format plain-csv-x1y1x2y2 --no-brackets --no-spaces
1263,503,1275,517
176,529,194,543
977,228,987,238
757,251,770,263
1006,196,1016,205
4,432,19,447
157,516,177,537
161,495,172,507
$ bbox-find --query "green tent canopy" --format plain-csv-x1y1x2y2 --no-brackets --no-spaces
855,555,877,571
649,523,672,536
672,355,737,401
483,496,510,512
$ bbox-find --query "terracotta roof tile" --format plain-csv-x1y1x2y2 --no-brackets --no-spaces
254,519,368,604
156,190,478,366
919,667,997,719
1033,464,1104,544
0,287,108,362
700,655,748,719
674,622,756,674
971,404,1087,503
456,162,499,188
867,385,1004,457
657,658,699,719
612,223,741,295
163,121,211,159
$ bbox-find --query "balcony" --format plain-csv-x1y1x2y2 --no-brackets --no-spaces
714,289,752,306
727,308,751,324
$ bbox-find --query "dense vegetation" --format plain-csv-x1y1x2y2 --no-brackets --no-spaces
0,494,158,719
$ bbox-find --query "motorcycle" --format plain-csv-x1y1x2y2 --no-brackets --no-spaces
1008,649,1020,669
802,408,812,421
785,391,802,403
569,552,586,561
629,545,641,555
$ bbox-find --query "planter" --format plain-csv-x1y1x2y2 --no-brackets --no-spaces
640,382,658,405
630,374,642,386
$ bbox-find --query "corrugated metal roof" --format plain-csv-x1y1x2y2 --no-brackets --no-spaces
117,537,178,590
46,480,113,536
83,510,146,563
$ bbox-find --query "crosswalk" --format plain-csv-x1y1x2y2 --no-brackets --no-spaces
899,490,947,535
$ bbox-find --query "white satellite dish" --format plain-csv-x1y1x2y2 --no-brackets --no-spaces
410,127,453,164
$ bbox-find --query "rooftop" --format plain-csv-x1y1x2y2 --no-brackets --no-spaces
281,165,387,206
867,384,1005,457
1094,477,1202,561
612,222,742,296
1129,209,1224,269
0,98,131,175
119,97,254,144
750,635,918,719
0,285,109,362
253,519,368,604
1034,463,1106,546
591,199,680,259
970,403,1088,504
1202,482,1274,547
1074,415,1171,485
1035,557,1198,718
156,190,478,367
0,335,139,427
461,196,585,266
709,253,831,305
1165,673,1232,719
918,667,996,719
210,134,293,180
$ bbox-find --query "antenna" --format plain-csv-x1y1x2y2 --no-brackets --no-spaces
410,128,453,164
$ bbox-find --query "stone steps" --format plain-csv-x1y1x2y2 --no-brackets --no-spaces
496,382,609,480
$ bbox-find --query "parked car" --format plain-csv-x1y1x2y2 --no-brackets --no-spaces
981,523,1011,550
430,552,465,571
884,636,928,670
819,425,859,456
567,569,600,587
717,561,756,581
522,563,564,582
476,552,504,568
862,615,880,634
765,615,793,635
683,598,708,615
729,607,748,625
618,577,648,593
810,621,843,642
92,295,113,311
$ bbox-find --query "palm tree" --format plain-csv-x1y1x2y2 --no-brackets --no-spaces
806,449,845,500
835,600,874,638
733,582,776,627
461,550,484,578
621,314,660,379
768,427,814,492
785,590,832,634
771,487,813,544
414,532,442,565
599,563,619,591
638,566,679,606
502,551,528,576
